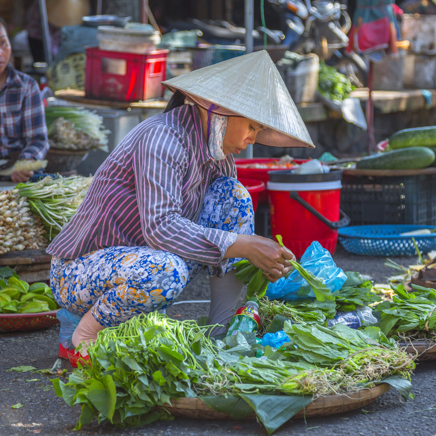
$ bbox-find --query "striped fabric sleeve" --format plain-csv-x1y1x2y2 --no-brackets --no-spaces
19,79,49,160
134,124,235,266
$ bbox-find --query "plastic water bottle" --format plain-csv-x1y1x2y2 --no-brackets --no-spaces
226,298,260,337
327,306,378,330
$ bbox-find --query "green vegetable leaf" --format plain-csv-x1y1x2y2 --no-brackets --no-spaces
87,376,117,420
101,374,117,421
0,267,19,280
51,379,76,407
289,261,333,302
191,331,203,356
374,376,412,402
11,403,23,409
200,395,254,420
74,403,96,430
6,366,36,373
240,394,313,435
152,370,167,386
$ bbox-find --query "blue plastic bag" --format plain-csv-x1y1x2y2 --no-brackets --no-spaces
261,331,290,348
327,306,379,329
266,241,347,301
57,308,83,348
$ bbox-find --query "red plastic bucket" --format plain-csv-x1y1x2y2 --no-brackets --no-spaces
267,169,349,258
239,178,265,212
236,158,307,204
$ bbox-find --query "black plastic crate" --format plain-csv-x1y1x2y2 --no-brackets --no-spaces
254,203,271,238
341,173,436,226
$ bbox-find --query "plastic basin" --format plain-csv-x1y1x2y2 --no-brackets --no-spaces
238,178,265,212
236,158,308,204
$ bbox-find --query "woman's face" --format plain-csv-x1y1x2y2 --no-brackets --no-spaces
222,117,265,155
0,25,11,77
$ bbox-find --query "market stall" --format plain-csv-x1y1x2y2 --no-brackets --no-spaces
2,3,436,435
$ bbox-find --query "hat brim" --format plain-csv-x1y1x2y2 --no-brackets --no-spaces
164,86,315,149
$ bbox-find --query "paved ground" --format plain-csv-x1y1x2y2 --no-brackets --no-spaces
1,246,435,436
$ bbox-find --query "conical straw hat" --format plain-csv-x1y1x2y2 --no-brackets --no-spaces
163,50,314,148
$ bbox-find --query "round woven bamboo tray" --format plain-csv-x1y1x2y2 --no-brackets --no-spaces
45,148,89,172
155,384,390,420
400,341,436,361
0,310,59,333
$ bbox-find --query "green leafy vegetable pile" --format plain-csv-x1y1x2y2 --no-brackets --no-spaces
0,268,58,313
257,297,329,335
280,323,413,379
318,61,355,103
257,271,381,334
335,271,381,312
375,284,436,340
53,312,414,433
53,313,223,429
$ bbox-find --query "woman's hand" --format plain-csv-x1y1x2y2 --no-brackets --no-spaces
225,234,296,282
11,170,34,183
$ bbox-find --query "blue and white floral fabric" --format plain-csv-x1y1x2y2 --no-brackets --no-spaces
51,176,254,328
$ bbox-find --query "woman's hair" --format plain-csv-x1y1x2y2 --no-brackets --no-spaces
0,17,7,35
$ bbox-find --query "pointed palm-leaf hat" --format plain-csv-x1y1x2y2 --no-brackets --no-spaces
163,50,314,148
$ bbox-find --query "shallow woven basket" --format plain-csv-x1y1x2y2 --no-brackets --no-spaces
155,384,390,420
0,310,59,333
400,341,436,361
45,148,89,172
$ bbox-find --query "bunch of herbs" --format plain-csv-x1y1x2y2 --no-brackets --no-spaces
375,284,436,340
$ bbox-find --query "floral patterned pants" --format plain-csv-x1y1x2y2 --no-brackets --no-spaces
50,177,254,328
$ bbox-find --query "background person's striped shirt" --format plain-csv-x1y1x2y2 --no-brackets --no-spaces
47,105,237,275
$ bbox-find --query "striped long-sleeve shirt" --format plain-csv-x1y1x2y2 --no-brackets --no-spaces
0,65,49,160
47,104,237,274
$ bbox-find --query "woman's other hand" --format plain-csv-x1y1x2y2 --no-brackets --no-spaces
11,170,34,183
225,234,295,283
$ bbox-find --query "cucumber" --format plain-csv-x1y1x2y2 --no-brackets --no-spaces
356,147,435,170
429,147,436,167
389,126,436,149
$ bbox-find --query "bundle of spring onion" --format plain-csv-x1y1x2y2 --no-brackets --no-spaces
53,313,414,432
0,160,48,176
17,175,92,240
0,189,47,254
45,106,110,152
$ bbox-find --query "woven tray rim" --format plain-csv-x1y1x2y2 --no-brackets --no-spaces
0,309,59,318
400,340,436,356
338,225,436,240
156,383,391,420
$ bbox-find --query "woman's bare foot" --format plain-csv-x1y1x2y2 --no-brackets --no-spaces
72,309,105,357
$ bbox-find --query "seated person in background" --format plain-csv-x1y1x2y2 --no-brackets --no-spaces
0,17,49,183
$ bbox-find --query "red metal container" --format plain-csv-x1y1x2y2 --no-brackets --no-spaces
85,47,168,102
267,170,348,258
239,178,265,212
